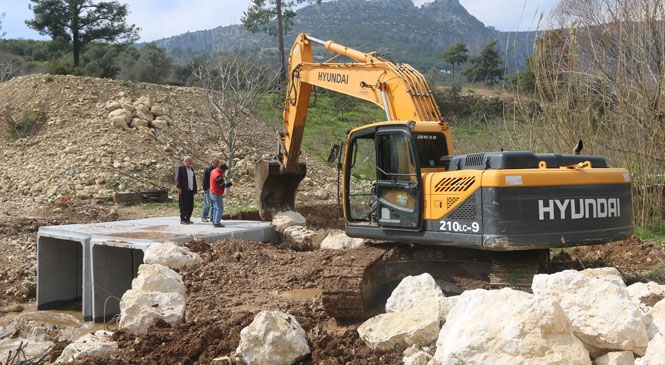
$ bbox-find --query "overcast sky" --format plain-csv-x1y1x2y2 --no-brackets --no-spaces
1,0,558,42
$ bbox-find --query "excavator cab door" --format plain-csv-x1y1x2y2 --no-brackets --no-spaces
344,125,423,230
374,127,423,229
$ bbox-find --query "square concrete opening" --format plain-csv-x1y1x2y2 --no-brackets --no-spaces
36,236,87,319
91,243,144,322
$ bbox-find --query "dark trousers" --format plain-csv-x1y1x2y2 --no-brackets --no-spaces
179,190,195,222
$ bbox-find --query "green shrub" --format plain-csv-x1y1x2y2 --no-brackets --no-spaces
49,62,81,76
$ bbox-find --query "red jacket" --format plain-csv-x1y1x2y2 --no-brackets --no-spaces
210,167,230,195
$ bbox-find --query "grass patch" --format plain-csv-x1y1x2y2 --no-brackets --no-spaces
225,203,255,215
643,265,665,284
139,201,179,211
634,220,665,246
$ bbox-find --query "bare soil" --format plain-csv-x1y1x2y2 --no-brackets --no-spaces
14,201,665,365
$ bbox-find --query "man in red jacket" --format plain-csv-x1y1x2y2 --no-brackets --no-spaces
210,163,234,227
175,156,197,224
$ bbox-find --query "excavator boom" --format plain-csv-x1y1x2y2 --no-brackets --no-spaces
256,33,451,219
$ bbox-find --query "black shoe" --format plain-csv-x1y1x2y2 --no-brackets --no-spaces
180,220,188,225
213,223,225,228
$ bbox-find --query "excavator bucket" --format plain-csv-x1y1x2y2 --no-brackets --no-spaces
255,159,307,220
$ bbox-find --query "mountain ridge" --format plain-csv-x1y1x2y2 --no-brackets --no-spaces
151,0,537,73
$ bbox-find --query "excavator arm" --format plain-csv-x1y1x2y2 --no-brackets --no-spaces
256,33,449,219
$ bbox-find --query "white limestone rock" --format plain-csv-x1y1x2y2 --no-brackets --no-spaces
581,267,626,288
118,289,186,335
645,298,665,340
402,345,432,365
150,104,169,116
627,281,665,313
55,330,117,363
143,240,202,270
130,117,149,128
105,100,121,111
235,310,310,365
358,297,441,353
154,114,172,124
635,333,665,365
593,350,635,365
131,263,186,296
532,270,649,357
432,288,590,365
134,104,153,121
385,273,445,313
150,118,169,129
110,116,130,131
283,225,326,250
438,295,460,322
272,211,306,233
319,229,365,250
108,107,132,122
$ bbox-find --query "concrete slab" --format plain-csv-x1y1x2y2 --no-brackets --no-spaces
37,217,277,322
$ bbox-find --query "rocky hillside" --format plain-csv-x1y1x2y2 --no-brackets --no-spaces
154,0,534,72
0,74,338,217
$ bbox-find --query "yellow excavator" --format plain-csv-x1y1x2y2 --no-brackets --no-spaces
256,33,634,318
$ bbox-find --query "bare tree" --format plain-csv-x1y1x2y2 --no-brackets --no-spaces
192,51,280,172
518,0,665,225
0,56,22,82
0,12,5,39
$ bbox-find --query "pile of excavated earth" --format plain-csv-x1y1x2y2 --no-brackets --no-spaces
0,74,664,364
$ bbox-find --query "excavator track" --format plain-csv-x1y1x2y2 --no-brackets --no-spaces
321,245,387,319
321,244,550,319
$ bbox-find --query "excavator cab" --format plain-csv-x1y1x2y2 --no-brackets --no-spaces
343,123,423,229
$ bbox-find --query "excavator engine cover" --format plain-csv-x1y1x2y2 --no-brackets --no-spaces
255,159,307,220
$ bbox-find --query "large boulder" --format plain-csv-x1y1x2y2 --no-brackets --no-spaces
358,297,441,352
635,333,665,365
385,273,445,313
118,263,187,335
282,225,326,251
235,310,310,365
431,288,590,365
118,289,186,335
532,270,649,357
